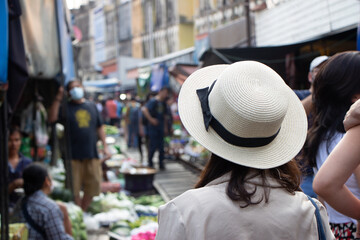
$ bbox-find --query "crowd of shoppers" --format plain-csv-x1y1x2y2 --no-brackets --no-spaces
7,50,360,240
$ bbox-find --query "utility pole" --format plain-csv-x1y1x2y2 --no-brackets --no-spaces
245,0,251,47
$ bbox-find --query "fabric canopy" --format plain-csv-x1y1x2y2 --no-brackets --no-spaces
82,78,120,93
169,64,198,86
200,28,358,89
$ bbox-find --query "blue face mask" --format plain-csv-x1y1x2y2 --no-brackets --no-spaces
69,87,84,100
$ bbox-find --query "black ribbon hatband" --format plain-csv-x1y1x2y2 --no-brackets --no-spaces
196,81,280,148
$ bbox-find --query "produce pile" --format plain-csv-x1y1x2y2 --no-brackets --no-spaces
184,137,211,161
86,193,165,240
104,125,120,135
64,203,87,240
46,162,87,239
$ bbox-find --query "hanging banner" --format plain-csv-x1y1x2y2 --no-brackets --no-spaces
20,0,61,78
137,66,151,98
56,0,75,86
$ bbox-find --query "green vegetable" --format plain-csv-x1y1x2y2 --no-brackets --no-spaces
128,216,157,230
64,202,87,240
104,125,119,135
133,195,165,207
50,188,72,202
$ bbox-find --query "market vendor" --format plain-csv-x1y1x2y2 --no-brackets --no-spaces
48,80,111,211
22,163,73,239
8,126,32,210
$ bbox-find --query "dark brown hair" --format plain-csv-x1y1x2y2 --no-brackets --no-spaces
23,163,49,196
195,154,301,207
303,51,360,168
9,125,21,136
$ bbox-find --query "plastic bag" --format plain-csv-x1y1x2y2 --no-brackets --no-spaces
20,102,49,147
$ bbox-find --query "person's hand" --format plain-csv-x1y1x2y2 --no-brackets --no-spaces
13,178,24,188
344,99,360,131
139,126,145,137
101,146,112,163
150,118,159,126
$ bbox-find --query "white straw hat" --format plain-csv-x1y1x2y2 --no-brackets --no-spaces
178,61,307,169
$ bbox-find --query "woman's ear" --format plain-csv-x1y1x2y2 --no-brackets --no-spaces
351,94,360,103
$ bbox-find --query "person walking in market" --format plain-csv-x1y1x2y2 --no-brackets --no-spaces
125,97,140,149
105,95,119,126
48,79,111,211
141,87,170,170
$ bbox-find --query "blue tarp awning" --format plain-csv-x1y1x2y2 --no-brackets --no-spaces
83,78,120,92
83,78,120,88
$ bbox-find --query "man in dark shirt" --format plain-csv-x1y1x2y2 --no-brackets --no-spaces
142,87,170,170
48,80,110,211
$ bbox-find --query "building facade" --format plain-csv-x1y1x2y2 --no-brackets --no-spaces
133,0,195,59
71,2,102,81
255,0,360,46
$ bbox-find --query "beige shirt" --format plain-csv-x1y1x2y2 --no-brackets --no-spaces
156,173,334,240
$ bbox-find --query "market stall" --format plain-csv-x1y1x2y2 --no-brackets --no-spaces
1,0,77,239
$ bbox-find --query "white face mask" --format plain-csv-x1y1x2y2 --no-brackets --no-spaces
50,183,55,193
69,87,84,100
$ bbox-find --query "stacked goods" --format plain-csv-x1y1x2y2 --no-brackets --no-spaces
86,193,165,240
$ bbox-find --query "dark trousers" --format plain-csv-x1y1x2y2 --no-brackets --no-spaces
148,132,164,168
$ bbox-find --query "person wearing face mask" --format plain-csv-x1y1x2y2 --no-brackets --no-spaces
21,163,73,240
48,80,111,211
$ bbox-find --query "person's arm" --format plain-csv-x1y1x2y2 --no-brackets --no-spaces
8,178,23,194
44,204,73,240
48,87,64,123
301,94,313,116
97,125,111,162
142,106,158,126
344,99,360,131
313,125,360,220
56,202,72,236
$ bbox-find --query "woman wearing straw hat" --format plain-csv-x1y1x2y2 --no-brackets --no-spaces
155,61,334,240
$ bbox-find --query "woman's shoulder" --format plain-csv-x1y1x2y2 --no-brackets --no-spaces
167,185,226,210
